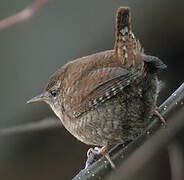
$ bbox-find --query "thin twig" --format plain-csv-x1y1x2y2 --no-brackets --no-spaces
0,117,61,136
0,0,50,31
73,83,184,180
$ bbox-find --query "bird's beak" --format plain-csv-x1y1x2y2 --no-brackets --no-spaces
26,94,45,104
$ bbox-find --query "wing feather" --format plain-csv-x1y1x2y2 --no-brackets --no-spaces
64,67,142,118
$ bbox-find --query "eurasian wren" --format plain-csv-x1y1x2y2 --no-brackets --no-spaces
27,7,167,168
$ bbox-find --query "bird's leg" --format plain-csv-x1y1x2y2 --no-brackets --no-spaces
154,109,166,126
86,146,115,169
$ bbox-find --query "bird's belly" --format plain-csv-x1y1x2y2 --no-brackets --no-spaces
65,95,154,147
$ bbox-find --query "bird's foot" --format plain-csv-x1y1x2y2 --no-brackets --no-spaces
154,109,166,126
86,146,115,169
85,148,99,169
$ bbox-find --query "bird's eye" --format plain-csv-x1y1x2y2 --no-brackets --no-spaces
50,90,57,97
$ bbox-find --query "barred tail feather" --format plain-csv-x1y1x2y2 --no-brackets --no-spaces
114,7,143,68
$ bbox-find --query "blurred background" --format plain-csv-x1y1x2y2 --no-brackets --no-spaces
0,0,183,179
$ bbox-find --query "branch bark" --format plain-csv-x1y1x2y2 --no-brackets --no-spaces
0,0,50,31
73,82,184,180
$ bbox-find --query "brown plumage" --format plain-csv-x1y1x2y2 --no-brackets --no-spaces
27,7,167,168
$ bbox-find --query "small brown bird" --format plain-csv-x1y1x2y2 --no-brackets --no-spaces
27,7,166,168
